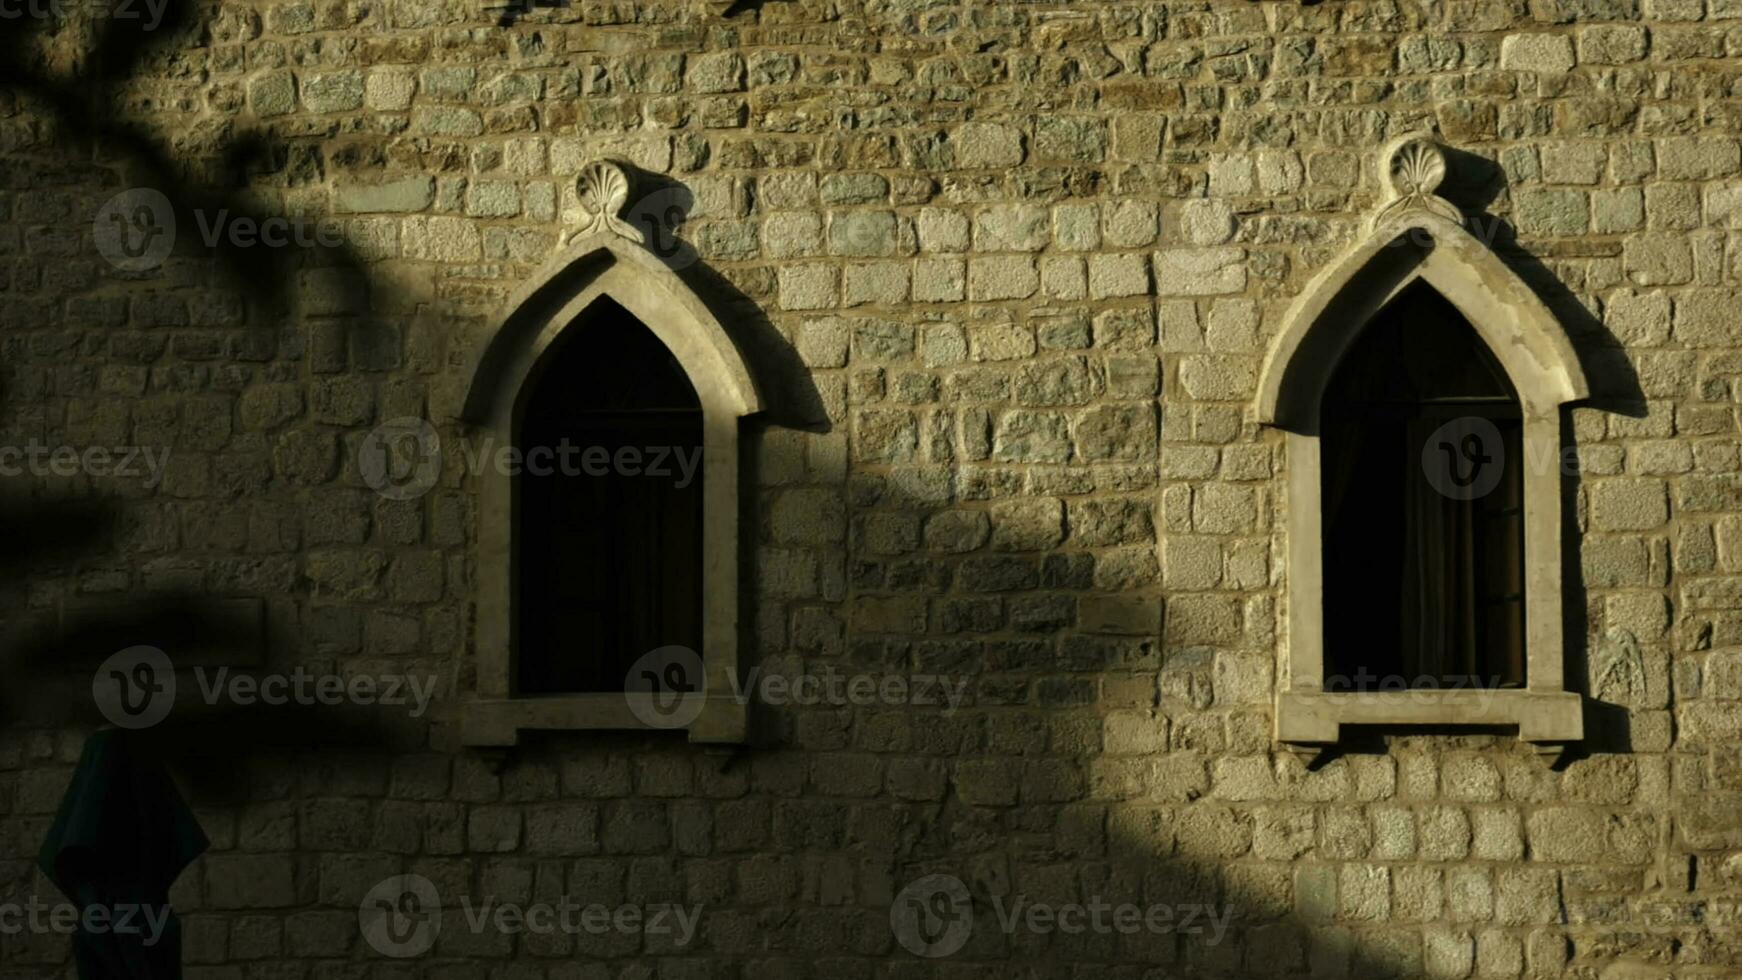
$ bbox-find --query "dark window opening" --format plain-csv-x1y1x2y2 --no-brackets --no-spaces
515,299,704,695
1321,282,1526,692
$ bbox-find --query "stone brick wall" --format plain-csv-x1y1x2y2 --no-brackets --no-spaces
1,0,1740,977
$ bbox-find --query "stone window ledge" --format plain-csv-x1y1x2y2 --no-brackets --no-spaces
1276,689,1583,746
460,694,748,747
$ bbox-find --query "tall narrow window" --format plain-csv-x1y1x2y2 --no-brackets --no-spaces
1258,136,1587,748
515,299,704,694
1320,283,1525,691
464,160,769,744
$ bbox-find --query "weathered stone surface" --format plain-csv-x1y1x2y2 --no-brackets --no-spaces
1577,25,1648,63
993,410,1072,463
1624,234,1693,284
1591,478,1670,530
974,205,1049,252
335,177,436,214
1500,34,1576,73
403,215,481,261
248,72,296,116
365,68,416,110
1674,290,1742,346
952,123,1024,169
1515,188,1589,236
685,52,744,94
302,70,364,113
1154,247,1246,295
5,8,1731,977
1087,253,1149,299
967,255,1039,301
777,264,837,309
762,212,822,259
989,497,1064,551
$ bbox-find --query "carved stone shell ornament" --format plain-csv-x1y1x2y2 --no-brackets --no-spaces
1372,136,1464,230
567,160,646,246
1392,140,1444,196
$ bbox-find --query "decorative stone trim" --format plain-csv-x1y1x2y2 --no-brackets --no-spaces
1255,134,1590,750
566,161,645,247
1371,136,1462,232
456,161,762,746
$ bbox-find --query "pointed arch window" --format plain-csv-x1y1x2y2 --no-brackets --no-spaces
516,300,705,696
456,162,762,745
1321,282,1526,692
1256,138,1588,749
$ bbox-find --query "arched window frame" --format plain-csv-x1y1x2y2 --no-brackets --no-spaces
458,162,762,745
1255,137,1589,749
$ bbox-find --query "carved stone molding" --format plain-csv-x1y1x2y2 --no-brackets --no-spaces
1370,134,1463,232
567,160,645,246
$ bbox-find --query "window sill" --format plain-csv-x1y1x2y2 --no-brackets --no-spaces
1276,688,1583,745
460,694,748,746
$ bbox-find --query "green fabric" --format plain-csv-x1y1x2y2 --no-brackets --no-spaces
37,729,209,980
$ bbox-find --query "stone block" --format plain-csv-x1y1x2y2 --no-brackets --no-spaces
1154,247,1246,295
1500,34,1576,72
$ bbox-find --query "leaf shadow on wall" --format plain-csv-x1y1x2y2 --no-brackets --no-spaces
1,2,374,315
0,12,1651,975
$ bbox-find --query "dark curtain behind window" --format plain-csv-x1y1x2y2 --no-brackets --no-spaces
516,299,704,694
1321,282,1526,690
